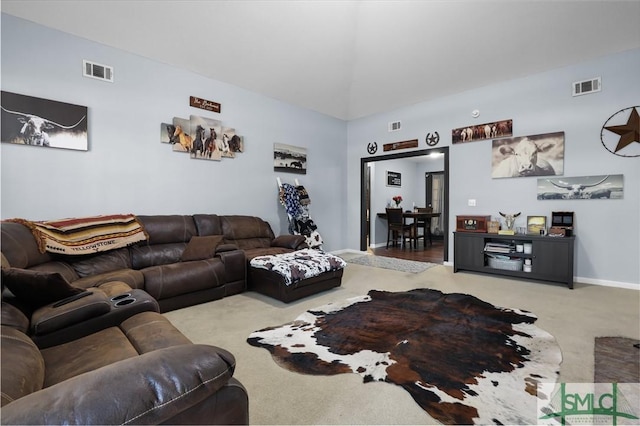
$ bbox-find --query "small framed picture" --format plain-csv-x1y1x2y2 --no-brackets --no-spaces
527,216,547,235
386,171,401,187
487,221,500,234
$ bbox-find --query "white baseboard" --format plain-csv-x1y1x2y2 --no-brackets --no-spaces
333,249,638,290
575,276,639,290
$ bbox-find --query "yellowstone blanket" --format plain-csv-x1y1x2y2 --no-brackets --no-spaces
11,214,148,255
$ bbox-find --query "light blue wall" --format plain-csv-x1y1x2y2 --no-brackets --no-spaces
2,14,638,287
348,49,640,287
0,14,348,251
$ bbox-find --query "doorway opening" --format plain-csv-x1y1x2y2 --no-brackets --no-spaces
360,147,449,262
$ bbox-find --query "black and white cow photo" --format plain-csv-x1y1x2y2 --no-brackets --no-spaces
537,174,624,200
1,91,87,151
274,143,307,174
491,131,564,179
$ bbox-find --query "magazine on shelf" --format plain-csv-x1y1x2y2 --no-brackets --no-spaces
484,242,514,253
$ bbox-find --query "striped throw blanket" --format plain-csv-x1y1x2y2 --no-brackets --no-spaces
10,214,148,255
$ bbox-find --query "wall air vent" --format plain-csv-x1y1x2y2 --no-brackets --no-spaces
83,60,114,83
388,121,401,132
572,77,600,96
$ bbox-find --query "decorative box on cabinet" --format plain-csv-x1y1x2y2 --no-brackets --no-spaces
456,215,491,233
453,232,575,289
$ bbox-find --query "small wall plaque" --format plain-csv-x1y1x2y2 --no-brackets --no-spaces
190,96,221,113
383,139,418,152
386,171,401,187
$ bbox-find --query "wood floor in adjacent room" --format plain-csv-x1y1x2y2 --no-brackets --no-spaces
369,239,444,264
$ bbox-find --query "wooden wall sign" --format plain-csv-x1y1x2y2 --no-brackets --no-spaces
190,96,221,113
383,139,419,152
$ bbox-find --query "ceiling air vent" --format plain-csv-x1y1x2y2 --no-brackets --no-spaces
572,77,600,96
388,121,401,132
83,60,114,83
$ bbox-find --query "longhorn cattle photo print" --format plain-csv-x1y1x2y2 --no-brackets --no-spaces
537,174,624,200
452,119,512,143
1,91,88,151
491,131,564,178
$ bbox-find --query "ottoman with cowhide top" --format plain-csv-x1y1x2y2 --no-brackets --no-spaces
248,249,346,303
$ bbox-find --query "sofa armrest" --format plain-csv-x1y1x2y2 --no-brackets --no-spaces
216,243,240,253
30,290,110,336
217,249,246,285
271,235,307,250
0,344,236,425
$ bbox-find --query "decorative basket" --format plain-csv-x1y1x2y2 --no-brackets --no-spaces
488,257,523,271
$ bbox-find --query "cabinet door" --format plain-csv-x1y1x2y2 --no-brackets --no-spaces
532,239,572,283
454,233,485,271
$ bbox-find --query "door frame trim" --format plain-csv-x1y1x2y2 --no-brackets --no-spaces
360,147,449,261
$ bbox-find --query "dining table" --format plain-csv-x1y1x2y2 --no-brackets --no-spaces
376,211,441,221
377,210,441,247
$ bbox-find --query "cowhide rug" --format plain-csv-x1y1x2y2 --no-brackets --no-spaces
248,288,562,425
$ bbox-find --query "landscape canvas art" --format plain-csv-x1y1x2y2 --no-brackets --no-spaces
274,143,307,174
1,91,88,151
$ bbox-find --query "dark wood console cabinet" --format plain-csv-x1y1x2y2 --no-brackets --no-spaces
453,232,575,289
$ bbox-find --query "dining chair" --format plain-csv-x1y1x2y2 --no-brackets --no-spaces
415,207,434,247
385,207,416,250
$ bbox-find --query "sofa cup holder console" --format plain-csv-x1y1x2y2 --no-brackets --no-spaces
114,297,136,307
110,292,138,307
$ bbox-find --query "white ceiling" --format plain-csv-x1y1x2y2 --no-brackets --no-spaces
3,1,640,120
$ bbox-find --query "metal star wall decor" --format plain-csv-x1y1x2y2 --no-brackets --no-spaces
425,132,440,146
367,142,378,154
601,106,640,157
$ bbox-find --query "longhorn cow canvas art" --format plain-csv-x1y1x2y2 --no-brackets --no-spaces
1,91,88,151
491,131,564,179
537,174,624,200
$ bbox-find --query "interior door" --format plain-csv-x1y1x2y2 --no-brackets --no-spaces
425,171,444,236
365,164,371,247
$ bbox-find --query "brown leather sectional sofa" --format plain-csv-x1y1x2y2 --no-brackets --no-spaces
1,214,306,313
0,213,307,425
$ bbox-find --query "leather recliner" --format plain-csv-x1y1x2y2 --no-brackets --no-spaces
0,300,249,425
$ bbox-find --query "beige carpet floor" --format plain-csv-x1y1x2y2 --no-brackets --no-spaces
163,256,640,425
